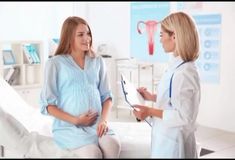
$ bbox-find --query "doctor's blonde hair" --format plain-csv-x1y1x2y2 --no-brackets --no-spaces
161,12,200,62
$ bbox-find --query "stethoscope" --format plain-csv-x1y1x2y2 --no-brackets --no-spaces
169,61,187,105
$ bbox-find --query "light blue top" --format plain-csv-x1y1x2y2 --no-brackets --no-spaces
40,54,114,149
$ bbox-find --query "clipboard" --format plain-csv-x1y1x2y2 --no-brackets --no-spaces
120,74,152,127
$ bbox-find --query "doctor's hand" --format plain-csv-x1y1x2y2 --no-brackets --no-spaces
133,105,150,121
76,110,98,127
137,87,155,101
97,119,108,137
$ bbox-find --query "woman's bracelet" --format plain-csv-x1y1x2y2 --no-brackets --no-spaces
101,119,107,124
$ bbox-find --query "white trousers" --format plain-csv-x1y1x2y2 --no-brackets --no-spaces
66,134,121,158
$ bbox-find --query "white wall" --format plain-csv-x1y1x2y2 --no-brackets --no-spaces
85,2,235,132
0,2,74,62
196,2,235,132
86,2,130,59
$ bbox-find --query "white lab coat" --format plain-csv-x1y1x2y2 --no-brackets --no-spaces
151,55,200,158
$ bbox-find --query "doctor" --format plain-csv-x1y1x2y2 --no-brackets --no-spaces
133,11,201,158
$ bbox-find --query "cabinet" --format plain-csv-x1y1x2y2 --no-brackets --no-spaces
115,58,155,118
16,87,42,108
0,40,44,108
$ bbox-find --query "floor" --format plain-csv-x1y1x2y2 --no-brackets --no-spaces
110,108,235,158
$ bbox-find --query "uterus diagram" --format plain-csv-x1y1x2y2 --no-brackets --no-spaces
137,20,158,55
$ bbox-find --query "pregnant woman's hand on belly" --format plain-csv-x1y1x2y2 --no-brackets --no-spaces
76,110,98,126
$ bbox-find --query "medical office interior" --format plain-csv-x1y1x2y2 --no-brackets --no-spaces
0,1,235,158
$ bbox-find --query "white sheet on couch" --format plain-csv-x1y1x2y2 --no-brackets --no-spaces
0,76,53,136
0,76,152,158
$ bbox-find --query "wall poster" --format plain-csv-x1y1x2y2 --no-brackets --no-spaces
193,14,221,84
130,2,170,63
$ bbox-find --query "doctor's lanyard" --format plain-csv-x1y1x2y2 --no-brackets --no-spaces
169,61,187,105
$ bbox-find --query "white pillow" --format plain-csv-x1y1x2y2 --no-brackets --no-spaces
0,76,53,136
0,77,38,131
0,106,31,155
0,106,71,158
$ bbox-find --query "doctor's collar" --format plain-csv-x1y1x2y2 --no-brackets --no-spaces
168,55,184,69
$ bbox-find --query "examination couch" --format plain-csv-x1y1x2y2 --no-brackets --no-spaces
0,77,151,158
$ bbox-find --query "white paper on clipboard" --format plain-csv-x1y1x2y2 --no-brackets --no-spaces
120,74,145,106
120,74,152,127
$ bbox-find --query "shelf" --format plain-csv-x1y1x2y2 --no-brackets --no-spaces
3,64,22,69
116,105,132,110
12,83,42,89
0,40,44,109
0,40,43,87
115,58,155,118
